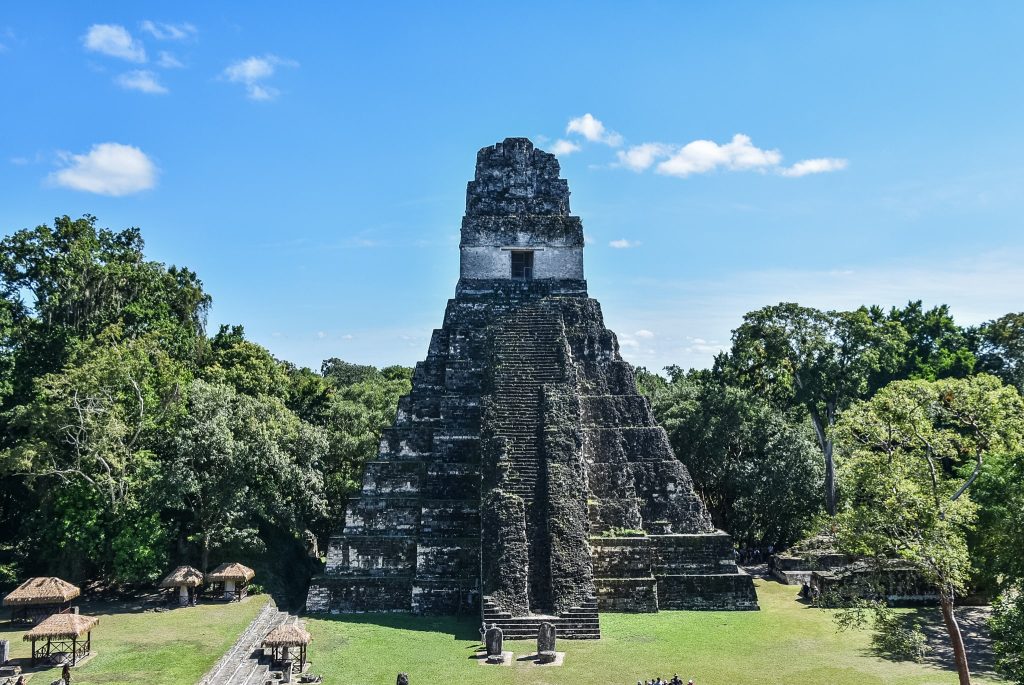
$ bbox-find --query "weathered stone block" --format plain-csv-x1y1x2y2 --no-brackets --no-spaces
326,535,416,575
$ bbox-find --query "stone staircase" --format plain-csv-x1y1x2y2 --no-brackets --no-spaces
492,305,563,501
482,595,601,640
198,600,291,685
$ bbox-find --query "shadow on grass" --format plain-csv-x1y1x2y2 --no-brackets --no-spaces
912,605,998,679
305,611,482,641
831,603,998,679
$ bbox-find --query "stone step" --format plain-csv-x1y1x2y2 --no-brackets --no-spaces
199,601,295,685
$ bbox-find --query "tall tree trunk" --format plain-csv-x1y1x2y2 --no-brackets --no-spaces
823,438,836,516
201,531,211,573
939,588,972,685
808,409,837,515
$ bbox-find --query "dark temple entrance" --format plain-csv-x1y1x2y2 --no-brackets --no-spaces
511,250,534,279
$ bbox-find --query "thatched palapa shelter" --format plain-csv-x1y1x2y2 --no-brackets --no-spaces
206,563,255,601
24,613,98,666
263,619,312,670
3,577,80,623
158,565,204,606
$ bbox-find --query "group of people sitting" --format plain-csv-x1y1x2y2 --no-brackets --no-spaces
736,544,774,565
637,676,693,685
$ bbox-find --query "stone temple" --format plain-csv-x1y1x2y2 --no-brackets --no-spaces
305,138,758,637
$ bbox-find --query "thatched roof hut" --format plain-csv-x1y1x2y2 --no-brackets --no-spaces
3,577,80,606
206,563,255,583
23,613,98,641
158,565,205,589
263,620,311,669
24,613,98,666
263,621,312,648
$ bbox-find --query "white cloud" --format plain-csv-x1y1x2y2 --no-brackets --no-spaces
780,157,849,177
550,139,581,156
616,143,672,172
317,331,327,339
83,24,146,62
157,51,184,68
49,143,157,196
599,131,847,180
634,329,655,339
657,134,781,177
140,20,197,41
0,28,14,52
342,334,354,340
609,239,641,249
222,54,297,100
567,113,623,147
115,70,168,94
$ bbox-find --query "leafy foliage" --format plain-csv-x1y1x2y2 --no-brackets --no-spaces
869,301,976,385
719,303,907,514
832,375,1024,685
645,369,823,547
0,215,408,587
991,586,1024,685
973,312,1024,395
833,596,929,662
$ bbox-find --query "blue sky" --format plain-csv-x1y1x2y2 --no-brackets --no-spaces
2,2,1023,372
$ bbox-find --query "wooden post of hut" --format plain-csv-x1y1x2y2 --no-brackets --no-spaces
157,566,204,607
3,577,80,624
23,614,97,667
205,563,255,601
262,620,311,673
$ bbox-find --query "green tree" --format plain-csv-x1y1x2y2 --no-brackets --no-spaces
321,358,381,386
0,215,208,412
833,375,1024,685
651,370,823,547
974,312,1024,395
970,450,1024,588
0,215,209,564
167,380,327,570
721,303,907,514
0,336,185,581
203,325,289,398
990,587,1024,685
2,336,187,508
313,368,411,538
869,301,975,384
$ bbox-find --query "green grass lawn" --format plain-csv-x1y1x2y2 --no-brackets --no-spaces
0,594,268,684
306,579,1004,685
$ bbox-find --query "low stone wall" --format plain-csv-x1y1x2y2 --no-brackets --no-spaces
650,532,738,575
811,564,939,606
306,576,413,613
591,534,758,612
594,577,658,612
657,574,760,611
412,578,479,614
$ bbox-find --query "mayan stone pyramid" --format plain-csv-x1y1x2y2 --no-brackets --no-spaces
305,138,758,638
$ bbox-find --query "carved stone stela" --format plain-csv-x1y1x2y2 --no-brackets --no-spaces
305,138,759,638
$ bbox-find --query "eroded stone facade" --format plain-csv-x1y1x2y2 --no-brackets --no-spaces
305,138,758,635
